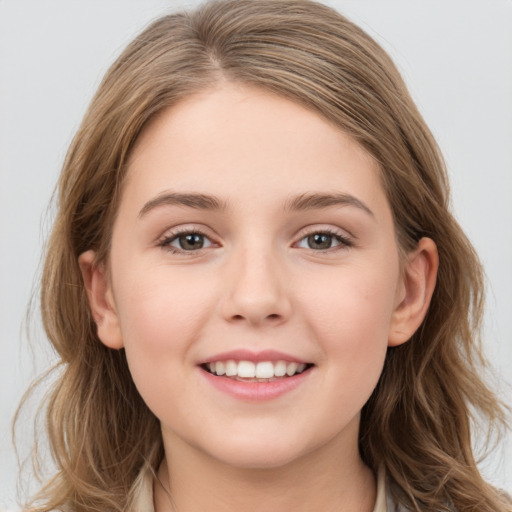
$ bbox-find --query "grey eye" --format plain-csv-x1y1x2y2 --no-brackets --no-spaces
296,231,350,251
306,233,334,250
170,233,212,251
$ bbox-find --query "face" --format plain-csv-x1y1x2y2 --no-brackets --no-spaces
85,83,423,470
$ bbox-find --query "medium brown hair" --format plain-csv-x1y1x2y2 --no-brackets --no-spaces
20,0,510,510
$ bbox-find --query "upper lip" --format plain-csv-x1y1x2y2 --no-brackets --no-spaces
197,349,310,365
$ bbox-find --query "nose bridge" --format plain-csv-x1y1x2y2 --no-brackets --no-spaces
221,237,291,325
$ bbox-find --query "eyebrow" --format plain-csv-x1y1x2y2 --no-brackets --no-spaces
138,192,227,218
138,190,374,218
284,192,374,217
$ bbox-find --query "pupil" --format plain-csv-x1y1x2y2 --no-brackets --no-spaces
308,233,332,249
180,234,204,250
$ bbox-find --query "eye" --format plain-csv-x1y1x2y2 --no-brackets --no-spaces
159,230,214,253
296,231,352,251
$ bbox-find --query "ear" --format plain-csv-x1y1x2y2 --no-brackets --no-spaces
388,237,438,347
78,250,124,349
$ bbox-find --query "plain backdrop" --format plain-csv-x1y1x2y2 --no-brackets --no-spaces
1,0,511,508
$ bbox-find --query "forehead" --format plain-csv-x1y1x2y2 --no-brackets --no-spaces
123,83,389,219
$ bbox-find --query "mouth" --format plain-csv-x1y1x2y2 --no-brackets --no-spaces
200,360,314,382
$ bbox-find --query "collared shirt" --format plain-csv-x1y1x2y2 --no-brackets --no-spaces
131,465,403,511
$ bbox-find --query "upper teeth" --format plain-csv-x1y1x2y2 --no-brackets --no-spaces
207,360,307,379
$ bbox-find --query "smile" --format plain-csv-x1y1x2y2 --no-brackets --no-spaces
198,350,315,400
202,360,312,381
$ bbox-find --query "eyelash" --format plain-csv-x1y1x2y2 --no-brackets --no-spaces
157,227,353,255
295,229,353,251
157,227,214,255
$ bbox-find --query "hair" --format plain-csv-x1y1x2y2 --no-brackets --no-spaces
17,0,510,510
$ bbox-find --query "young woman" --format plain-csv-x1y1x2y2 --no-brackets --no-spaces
18,0,510,510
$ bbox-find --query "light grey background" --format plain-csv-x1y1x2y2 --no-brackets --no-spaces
1,0,511,508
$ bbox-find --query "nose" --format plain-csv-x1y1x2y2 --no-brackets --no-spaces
220,245,292,327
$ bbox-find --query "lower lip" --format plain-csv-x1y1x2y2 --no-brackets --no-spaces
199,367,312,401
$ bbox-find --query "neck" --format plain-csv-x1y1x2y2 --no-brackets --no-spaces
154,429,376,512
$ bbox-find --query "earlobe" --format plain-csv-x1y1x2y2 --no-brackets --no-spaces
78,250,124,349
388,237,439,347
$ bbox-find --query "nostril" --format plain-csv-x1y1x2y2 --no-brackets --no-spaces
230,313,280,321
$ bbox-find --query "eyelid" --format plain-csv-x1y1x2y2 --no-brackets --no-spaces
293,225,354,251
155,223,354,254
157,224,219,254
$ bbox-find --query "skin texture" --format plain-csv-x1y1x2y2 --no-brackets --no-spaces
80,83,438,512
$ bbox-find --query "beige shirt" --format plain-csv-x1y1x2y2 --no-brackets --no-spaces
132,466,399,511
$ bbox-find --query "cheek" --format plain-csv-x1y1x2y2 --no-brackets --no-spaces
298,261,399,376
115,263,217,344
111,264,218,400
304,264,397,328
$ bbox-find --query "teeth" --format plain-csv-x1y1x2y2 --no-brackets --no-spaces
225,360,237,377
216,361,226,376
255,362,274,378
286,362,298,376
206,359,309,379
274,361,287,377
237,361,256,378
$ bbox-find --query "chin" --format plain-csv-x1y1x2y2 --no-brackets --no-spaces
213,449,302,471
200,433,315,471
